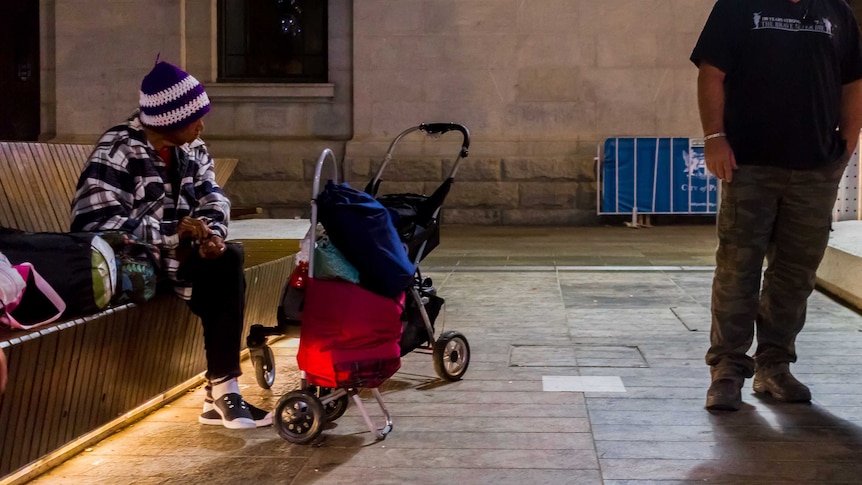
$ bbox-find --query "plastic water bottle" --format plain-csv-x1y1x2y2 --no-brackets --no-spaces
297,225,313,263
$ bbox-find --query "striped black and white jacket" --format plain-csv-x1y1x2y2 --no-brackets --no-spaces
70,113,231,299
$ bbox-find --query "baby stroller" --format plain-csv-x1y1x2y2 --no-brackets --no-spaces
273,148,406,443
246,122,472,390
365,122,471,381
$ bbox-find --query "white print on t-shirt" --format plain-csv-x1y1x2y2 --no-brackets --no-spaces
753,12,833,36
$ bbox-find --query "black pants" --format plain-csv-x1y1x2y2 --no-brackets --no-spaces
182,242,246,380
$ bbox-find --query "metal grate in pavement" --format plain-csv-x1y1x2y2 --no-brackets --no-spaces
509,344,648,368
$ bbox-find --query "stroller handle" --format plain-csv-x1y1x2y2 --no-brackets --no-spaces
420,123,470,158
309,148,339,279
366,122,471,196
311,148,339,199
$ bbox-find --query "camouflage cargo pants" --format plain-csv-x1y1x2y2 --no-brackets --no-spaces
707,160,847,381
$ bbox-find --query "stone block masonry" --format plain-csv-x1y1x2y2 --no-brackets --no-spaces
219,138,601,225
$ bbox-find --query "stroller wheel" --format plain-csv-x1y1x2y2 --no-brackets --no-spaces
252,345,276,389
275,390,326,444
433,331,470,381
311,386,350,421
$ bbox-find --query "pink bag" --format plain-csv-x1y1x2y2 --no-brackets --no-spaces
0,253,26,311
0,253,66,330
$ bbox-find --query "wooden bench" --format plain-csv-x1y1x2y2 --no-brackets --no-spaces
0,142,293,483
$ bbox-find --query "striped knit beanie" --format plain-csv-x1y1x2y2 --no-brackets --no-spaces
139,61,210,131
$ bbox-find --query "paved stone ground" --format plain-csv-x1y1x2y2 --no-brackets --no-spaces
29,225,862,484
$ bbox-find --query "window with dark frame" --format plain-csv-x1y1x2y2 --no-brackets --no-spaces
218,0,328,83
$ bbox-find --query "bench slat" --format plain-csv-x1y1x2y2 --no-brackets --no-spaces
213,157,239,188
97,315,127,430
0,143,42,231
69,322,97,440
29,143,73,232
43,145,82,219
5,143,59,232
5,337,39,473
58,323,87,450
63,145,92,189
98,310,125,428
25,332,56,464
111,308,141,414
0,144,17,228
80,319,110,434
48,144,92,230
54,144,87,199
146,301,172,401
0,344,19,473
0,143,29,229
39,328,74,458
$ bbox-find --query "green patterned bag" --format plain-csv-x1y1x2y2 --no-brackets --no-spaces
98,231,160,305
313,236,360,283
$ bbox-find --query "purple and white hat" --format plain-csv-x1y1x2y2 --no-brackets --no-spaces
139,61,210,131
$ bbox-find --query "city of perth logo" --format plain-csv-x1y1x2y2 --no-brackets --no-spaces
682,146,709,181
681,142,717,209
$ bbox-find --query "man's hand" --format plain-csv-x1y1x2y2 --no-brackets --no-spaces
198,235,227,259
1,349,7,394
178,217,211,241
705,136,738,182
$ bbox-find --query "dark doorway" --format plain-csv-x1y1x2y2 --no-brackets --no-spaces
0,0,40,141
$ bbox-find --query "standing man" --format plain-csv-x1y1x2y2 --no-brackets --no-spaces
692,0,862,411
71,60,271,428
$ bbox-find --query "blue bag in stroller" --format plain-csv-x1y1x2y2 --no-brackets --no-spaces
316,181,416,299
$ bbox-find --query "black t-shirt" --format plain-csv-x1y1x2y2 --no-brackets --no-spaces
691,0,862,169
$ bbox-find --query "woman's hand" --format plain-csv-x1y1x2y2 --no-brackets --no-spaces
178,217,211,241
198,235,226,259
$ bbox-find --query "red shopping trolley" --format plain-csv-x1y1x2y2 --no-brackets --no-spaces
273,148,405,444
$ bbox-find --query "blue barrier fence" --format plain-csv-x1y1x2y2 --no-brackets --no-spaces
597,137,718,223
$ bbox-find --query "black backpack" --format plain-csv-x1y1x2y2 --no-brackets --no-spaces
0,228,116,318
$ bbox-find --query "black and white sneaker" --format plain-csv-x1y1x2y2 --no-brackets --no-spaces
199,389,272,428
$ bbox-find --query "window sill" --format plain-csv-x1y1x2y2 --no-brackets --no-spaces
206,83,335,103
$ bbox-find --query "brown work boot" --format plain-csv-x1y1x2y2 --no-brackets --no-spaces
752,368,811,402
705,378,743,411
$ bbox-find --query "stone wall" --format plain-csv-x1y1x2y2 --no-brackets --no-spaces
46,0,182,141
345,0,713,225
41,0,716,224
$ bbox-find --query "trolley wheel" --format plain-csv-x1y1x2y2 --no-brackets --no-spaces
312,386,350,421
275,390,326,444
252,345,276,389
433,330,470,381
